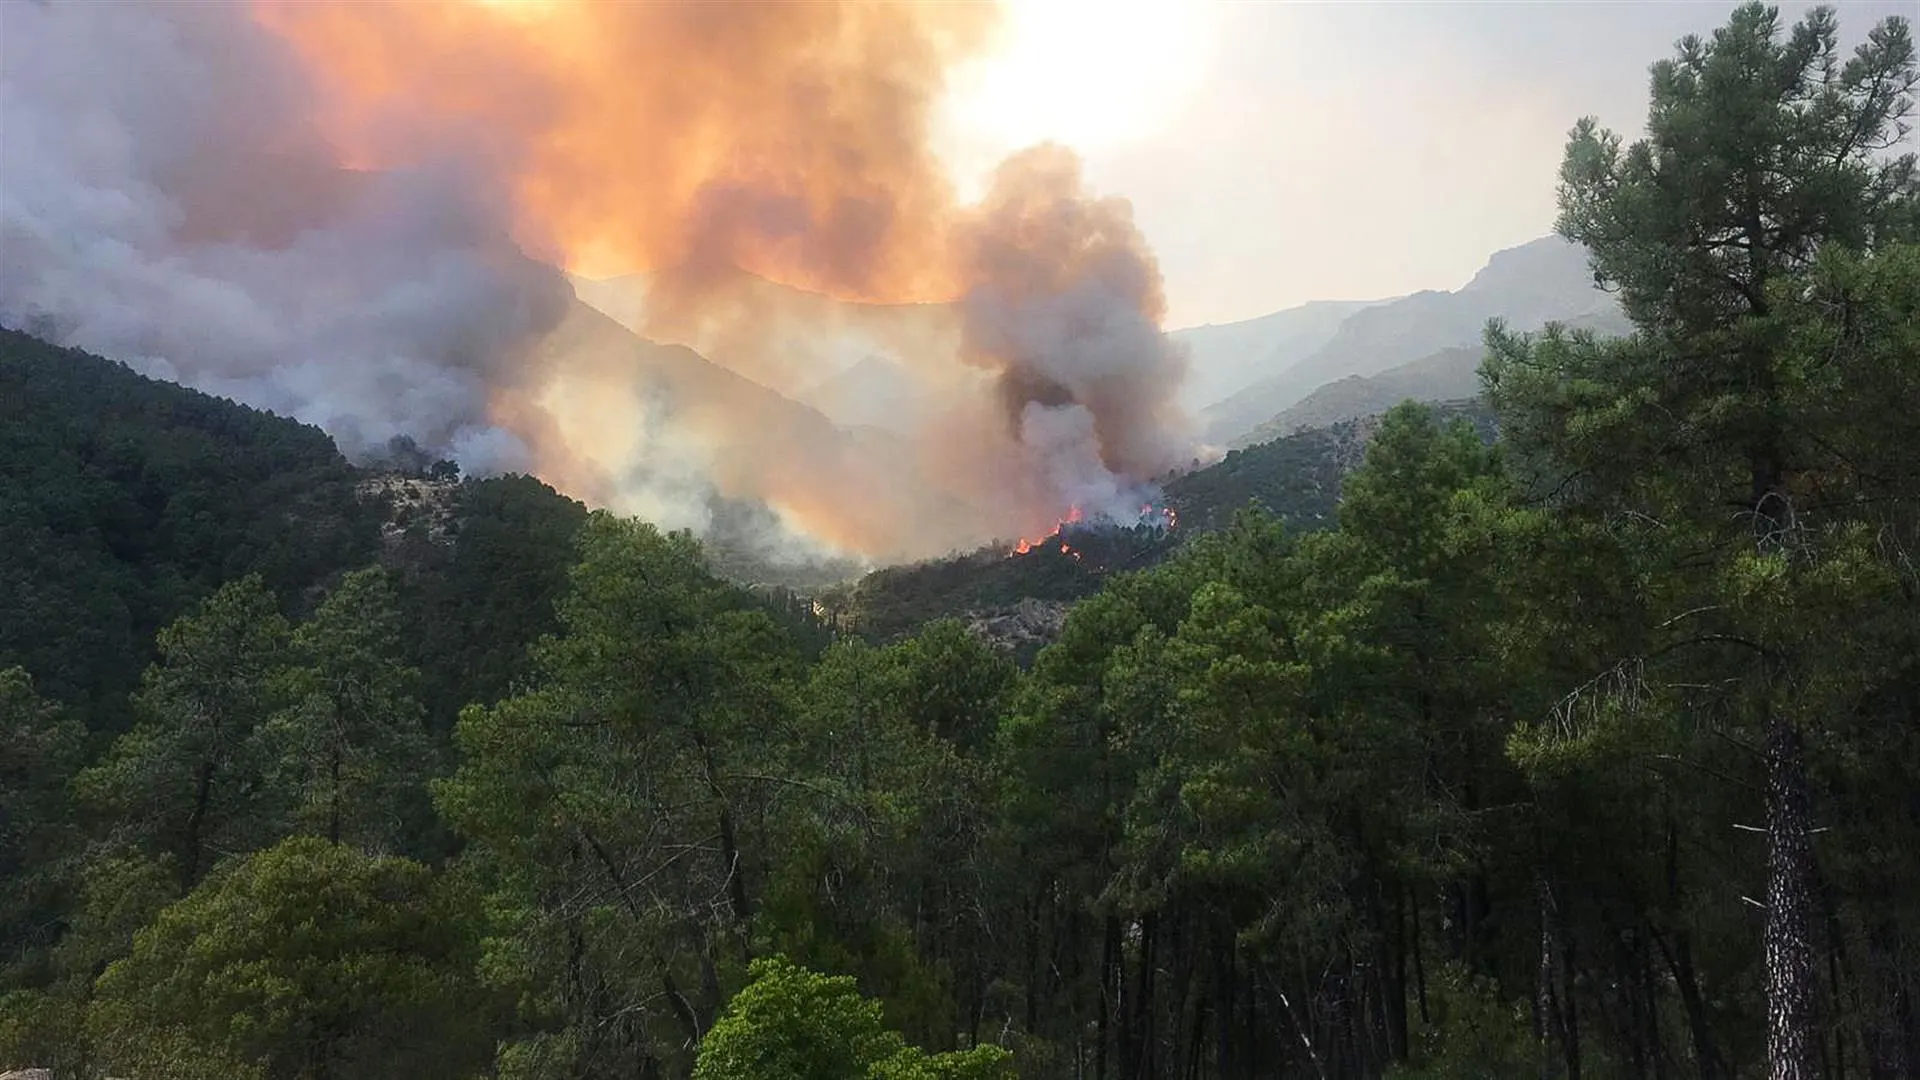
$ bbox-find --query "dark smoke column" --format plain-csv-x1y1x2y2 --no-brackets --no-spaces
957,145,1194,524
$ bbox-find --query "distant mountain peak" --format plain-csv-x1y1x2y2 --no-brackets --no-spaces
1197,235,1624,445
1460,235,1593,294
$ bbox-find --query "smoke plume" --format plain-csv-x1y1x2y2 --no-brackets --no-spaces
0,1,571,471
1,0,1194,566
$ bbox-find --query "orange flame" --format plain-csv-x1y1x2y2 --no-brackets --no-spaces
250,0,1188,561
1008,504,1084,557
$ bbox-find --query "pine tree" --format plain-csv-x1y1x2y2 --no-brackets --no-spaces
1488,6,1917,1075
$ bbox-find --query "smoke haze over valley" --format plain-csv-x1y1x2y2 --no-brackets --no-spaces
5,0,1904,570
4,2,1919,1074
2,0,1195,568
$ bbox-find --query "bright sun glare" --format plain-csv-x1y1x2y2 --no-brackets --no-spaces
939,0,1212,191
466,0,1210,203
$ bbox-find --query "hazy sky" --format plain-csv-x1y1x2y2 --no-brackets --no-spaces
935,0,1915,329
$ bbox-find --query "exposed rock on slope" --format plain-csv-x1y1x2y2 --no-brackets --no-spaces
358,473,460,550
964,598,1071,659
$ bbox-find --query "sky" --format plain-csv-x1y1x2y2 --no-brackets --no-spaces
4,0,1909,562
934,0,1916,329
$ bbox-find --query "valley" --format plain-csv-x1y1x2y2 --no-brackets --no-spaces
3,3,1917,1078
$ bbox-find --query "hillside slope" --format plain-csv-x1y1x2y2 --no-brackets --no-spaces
570,271,956,412
825,401,1498,649
1236,344,1485,446
0,324,818,734
0,326,382,721
532,299,991,565
1168,299,1380,412
1201,237,1624,444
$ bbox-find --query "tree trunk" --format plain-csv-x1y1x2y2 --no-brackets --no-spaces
1025,895,1040,1032
1097,913,1120,1080
327,745,342,846
1658,928,1723,1080
1660,813,1726,1079
1640,932,1665,1080
1130,912,1158,1080
1213,920,1237,1080
1164,909,1195,1080
661,966,703,1047
717,807,751,927
1765,713,1817,1080
1862,919,1914,1079
1563,934,1582,1080
1537,881,1554,1080
1388,882,1410,1063
181,758,216,887
1411,889,1430,1025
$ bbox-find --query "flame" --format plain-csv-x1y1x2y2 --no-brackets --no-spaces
1003,499,1178,560
1008,504,1084,557
249,0,1191,561
1138,502,1177,530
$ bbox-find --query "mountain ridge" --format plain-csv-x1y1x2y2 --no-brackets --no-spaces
1199,236,1624,445
1166,298,1386,412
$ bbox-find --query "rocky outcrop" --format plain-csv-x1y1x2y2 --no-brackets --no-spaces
964,598,1071,655
357,473,460,550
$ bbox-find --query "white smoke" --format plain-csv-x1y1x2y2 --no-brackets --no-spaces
955,145,1193,525
0,1,568,469
0,4,1196,566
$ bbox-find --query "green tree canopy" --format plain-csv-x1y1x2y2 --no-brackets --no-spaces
87,837,490,1080
260,567,432,851
74,575,293,889
692,956,1012,1080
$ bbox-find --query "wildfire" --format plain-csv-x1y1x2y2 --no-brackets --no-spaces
1009,504,1084,556
1142,502,1178,530
1004,501,1176,561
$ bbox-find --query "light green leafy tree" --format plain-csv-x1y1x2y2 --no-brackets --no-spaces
86,836,490,1080
693,956,1012,1080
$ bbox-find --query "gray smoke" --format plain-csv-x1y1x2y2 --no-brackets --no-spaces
956,145,1194,526
0,3,1197,566
0,1,569,470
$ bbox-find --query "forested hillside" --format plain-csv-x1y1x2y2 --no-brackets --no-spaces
820,419,1368,645
825,403,1495,649
0,329,599,739
1231,344,1507,447
0,329,381,723
2,6,1918,1079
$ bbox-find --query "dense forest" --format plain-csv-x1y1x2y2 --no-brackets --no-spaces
3,5,1918,1077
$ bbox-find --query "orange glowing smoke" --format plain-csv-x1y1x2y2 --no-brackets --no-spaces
254,0,1191,561
257,0,992,302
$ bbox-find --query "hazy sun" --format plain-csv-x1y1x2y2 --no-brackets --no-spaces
938,0,1213,189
